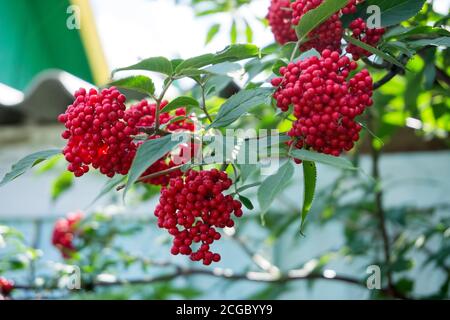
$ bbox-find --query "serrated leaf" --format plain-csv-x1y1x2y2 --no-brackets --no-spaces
384,26,450,41
175,44,260,73
88,175,126,207
162,96,199,113
205,24,221,45
257,161,294,215
300,161,317,233
295,0,348,41
290,149,356,170
239,195,254,210
343,34,405,69
124,134,186,198
407,37,450,49
109,75,155,95
51,171,73,201
0,149,61,187
113,56,173,76
209,87,274,128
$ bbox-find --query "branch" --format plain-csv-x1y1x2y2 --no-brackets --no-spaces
14,268,365,290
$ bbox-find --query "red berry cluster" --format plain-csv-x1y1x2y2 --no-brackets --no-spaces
0,277,14,297
347,18,386,60
59,88,195,186
155,169,243,265
52,211,84,259
124,99,195,186
291,0,344,52
341,0,362,15
267,0,297,45
58,87,136,178
272,49,373,156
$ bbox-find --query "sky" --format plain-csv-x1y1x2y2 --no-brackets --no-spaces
90,0,450,72
90,0,272,71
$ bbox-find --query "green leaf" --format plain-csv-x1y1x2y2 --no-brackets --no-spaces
294,48,321,62
175,44,260,73
343,34,405,69
289,149,357,170
245,20,253,43
367,0,426,27
205,24,221,44
124,134,185,197
272,59,288,76
342,0,426,27
230,19,238,44
238,164,258,183
88,175,126,207
384,26,450,41
295,0,348,41
209,87,274,128
239,195,254,210
204,62,243,75
113,56,173,76
407,37,450,49
109,75,155,95
300,161,317,233
162,96,199,113
0,149,61,187
257,161,294,215
51,171,73,201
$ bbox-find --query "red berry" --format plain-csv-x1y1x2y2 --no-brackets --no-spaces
347,17,386,60
267,0,298,45
52,211,84,259
0,277,14,296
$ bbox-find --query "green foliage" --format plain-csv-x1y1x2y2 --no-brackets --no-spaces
109,75,155,96
257,161,294,217
301,161,317,233
113,56,173,76
0,149,61,187
209,87,274,128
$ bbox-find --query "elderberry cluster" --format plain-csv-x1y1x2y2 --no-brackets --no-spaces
347,18,386,60
291,0,344,52
58,87,135,178
0,277,14,297
124,99,195,186
272,49,373,156
155,169,243,265
58,88,195,186
52,211,84,259
267,0,297,45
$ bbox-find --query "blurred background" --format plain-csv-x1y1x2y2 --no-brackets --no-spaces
1,0,450,299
